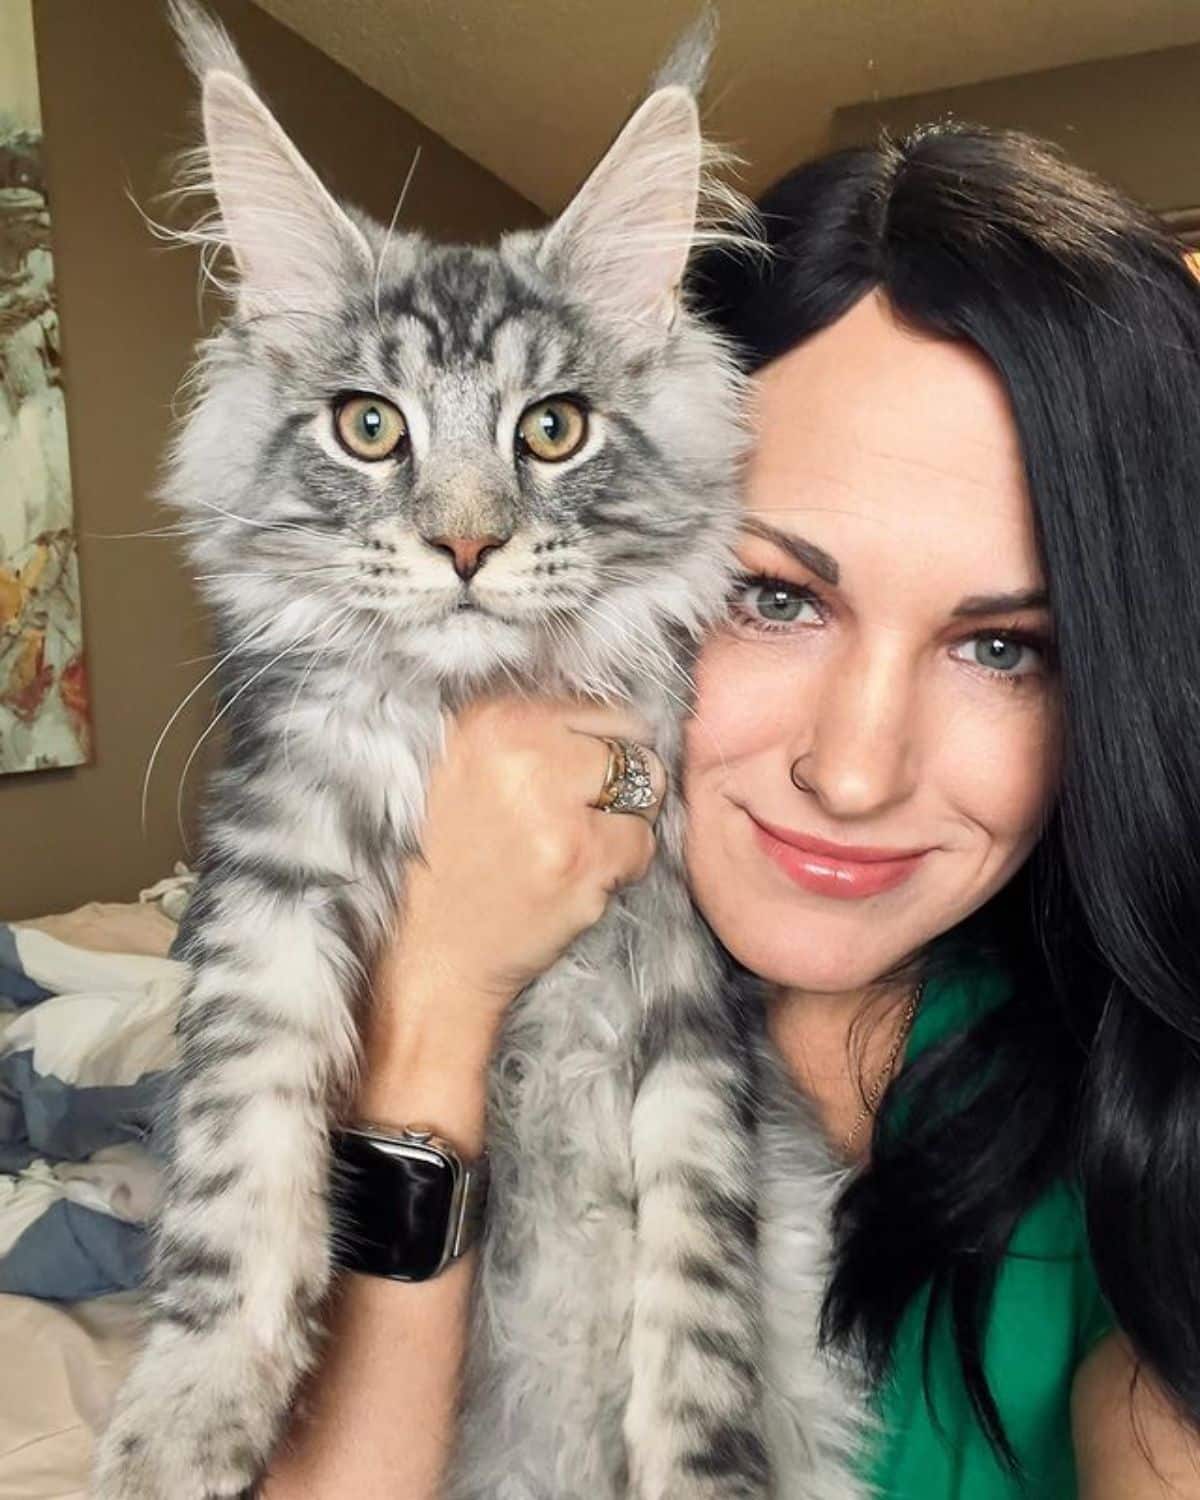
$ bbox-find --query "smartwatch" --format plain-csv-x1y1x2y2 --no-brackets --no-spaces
330,1123,490,1282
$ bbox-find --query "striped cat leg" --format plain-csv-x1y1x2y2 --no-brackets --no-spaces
91,868,364,1500
625,978,768,1498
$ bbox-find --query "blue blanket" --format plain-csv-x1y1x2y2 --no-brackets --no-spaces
0,921,182,1299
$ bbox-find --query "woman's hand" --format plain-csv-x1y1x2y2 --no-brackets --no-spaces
358,694,668,1125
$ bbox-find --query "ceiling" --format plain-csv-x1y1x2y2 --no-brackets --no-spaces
249,0,1200,214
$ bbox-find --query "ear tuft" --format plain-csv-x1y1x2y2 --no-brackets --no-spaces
539,86,704,333
650,6,718,96
155,2,372,319
537,10,761,338
193,68,372,319
166,0,251,88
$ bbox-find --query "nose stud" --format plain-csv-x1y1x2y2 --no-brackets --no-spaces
424,533,509,583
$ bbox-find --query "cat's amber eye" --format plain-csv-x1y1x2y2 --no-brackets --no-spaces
516,397,588,463
333,394,408,461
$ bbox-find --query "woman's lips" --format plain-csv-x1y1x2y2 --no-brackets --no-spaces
745,811,929,900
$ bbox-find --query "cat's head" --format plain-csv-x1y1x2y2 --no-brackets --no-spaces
164,2,751,699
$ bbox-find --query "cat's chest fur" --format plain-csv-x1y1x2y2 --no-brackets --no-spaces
259,661,443,854
460,901,646,1497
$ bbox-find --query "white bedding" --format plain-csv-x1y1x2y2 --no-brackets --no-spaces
0,1291,143,1499
0,878,189,1499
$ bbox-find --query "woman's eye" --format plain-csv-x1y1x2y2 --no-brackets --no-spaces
727,574,823,631
333,394,408,461
950,633,1044,679
516,397,588,463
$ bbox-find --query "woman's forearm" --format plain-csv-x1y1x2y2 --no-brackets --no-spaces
260,1251,477,1500
261,948,502,1500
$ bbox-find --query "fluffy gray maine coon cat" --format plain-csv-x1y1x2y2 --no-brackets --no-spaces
93,6,865,1498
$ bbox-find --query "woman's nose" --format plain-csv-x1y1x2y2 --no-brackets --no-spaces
797,638,919,820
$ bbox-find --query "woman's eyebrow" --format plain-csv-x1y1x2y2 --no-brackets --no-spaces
952,588,1049,617
739,518,839,584
738,519,1049,617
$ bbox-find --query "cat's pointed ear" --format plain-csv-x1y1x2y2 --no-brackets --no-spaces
538,85,702,333
199,69,373,318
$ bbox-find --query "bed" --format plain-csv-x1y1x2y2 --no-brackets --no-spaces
0,868,192,1499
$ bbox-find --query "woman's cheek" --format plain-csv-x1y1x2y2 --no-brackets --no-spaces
687,631,820,775
931,679,1063,869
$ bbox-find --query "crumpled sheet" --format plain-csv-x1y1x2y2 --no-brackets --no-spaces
0,882,190,1498
0,1289,143,1498
0,922,182,1296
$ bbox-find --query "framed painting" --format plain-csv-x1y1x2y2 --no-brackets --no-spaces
0,0,92,774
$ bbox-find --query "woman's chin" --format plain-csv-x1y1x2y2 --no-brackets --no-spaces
695,879,931,996
726,937,913,998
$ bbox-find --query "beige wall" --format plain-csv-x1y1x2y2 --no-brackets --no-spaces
833,41,1200,214
1,0,540,923
0,1,41,134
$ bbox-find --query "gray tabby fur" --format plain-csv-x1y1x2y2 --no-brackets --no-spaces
753,1016,875,1495
91,5,867,1497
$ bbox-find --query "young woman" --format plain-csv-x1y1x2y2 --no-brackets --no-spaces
263,124,1200,1498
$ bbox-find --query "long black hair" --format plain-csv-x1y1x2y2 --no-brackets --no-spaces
697,123,1200,1463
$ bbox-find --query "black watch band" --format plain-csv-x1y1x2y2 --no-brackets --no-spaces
330,1123,490,1283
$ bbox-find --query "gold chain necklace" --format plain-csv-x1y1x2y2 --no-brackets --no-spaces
841,982,924,1158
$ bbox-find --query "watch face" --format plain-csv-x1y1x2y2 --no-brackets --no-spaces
333,1134,456,1282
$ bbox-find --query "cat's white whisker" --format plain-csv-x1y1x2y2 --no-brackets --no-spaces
345,602,392,686
193,563,353,583
190,495,333,542
358,611,393,681
141,612,274,837
282,603,361,775
84,524,195,541
372,145,422,335
174,614,340,848
571,596,697,721
582,588,700,693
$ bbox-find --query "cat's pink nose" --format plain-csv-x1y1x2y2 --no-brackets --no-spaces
424,533,509,583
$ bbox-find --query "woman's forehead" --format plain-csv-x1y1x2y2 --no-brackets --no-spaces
743,289,1034,560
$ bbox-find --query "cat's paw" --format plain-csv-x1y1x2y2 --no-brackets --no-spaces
91,1422,255,1500
90,1326,291,1500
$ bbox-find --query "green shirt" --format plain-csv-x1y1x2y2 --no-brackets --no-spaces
860,966,1114,1498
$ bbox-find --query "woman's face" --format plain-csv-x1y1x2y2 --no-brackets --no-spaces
684,289,1062,994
